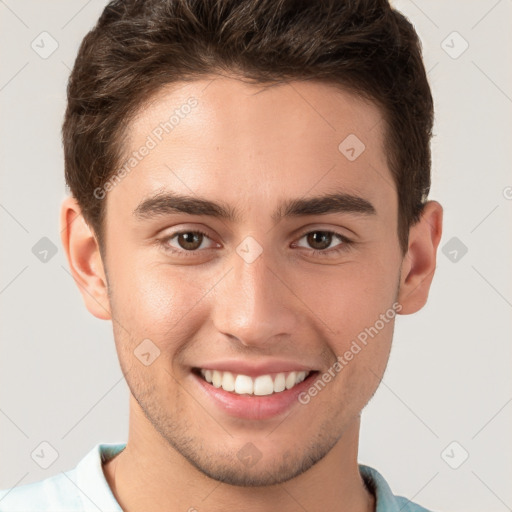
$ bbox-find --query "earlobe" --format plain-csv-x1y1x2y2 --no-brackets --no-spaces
60,196,112,320
397,200,443,315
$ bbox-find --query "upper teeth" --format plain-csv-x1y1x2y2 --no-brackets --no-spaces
199,369,310,396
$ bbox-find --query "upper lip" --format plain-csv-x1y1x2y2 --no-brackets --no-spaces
192,359,317,377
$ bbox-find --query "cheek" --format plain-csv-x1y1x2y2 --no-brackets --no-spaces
108,259,218,348
302,259,399,338
323,261,399,397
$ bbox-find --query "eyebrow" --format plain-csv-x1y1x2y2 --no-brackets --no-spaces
133,190,376,223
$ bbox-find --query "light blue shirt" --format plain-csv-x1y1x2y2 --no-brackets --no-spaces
0,443,434,511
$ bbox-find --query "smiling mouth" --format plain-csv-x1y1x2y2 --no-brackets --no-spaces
191,367,319,396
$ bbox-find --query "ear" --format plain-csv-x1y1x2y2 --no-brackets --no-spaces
397,200,443,315
60,196,111,320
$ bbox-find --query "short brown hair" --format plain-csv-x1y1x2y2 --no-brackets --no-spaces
62,0,434,256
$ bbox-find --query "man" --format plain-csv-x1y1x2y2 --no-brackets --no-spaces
0,0,442,510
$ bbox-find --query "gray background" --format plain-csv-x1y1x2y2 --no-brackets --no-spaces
0,1,511,511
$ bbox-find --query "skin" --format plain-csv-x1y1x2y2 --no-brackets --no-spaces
60,76,442,512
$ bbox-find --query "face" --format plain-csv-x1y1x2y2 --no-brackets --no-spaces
94,77,405,485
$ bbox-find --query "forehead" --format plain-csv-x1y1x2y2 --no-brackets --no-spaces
110,76,394,222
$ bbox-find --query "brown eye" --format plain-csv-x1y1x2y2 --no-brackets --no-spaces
306,231,333,250
293,230,351,257
176,232,204,251
160,229,215,255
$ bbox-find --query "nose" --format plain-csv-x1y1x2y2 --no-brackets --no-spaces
211,246,299,348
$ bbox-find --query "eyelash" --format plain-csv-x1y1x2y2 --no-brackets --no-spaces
158,229,353,258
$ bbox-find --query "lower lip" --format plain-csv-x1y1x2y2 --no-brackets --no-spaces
192,370,319,421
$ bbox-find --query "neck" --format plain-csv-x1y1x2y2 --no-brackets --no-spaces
103,396,375,512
